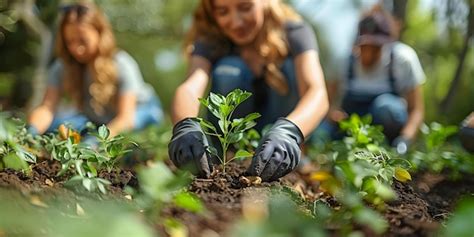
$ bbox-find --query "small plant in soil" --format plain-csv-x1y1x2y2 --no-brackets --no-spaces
0,113,36,172
41,124,135,193
197,89,261,173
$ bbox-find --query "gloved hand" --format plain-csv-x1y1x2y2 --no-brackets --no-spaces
168,118,212,177
246,118,304,181
392,136,410,155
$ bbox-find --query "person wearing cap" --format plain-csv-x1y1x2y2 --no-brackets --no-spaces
27,1,163,139
168,0,329,181
319,6,425,154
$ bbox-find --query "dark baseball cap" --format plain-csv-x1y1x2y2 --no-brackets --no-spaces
356,12,395,46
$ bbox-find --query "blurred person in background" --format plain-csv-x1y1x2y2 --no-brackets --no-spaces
168,0,329,181
318,5,425,155
27,1,163,140
460,112,474,153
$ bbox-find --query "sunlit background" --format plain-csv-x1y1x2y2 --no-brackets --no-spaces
0,0,472,124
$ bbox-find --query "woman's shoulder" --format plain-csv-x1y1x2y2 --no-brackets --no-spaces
390,42,421,64
284,20,318,55
114,50,138,64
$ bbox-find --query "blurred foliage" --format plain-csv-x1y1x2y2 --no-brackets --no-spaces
402,0,474,124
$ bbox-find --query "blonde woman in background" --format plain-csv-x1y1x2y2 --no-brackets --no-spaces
168,0,329,181
27,1,163,140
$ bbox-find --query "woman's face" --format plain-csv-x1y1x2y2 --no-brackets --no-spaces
359,44,382,69
63,22,100,63
212,0,265,46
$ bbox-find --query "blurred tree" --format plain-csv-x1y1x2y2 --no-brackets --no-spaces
0,0,57,109
403,0,474,124
439,0,473,113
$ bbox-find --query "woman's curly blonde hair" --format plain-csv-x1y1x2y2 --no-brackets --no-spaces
185,0,301,95
56,1,117,115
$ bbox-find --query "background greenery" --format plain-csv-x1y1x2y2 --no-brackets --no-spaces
0,0,472,124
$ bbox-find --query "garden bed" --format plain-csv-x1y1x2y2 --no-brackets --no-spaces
2,153,474,236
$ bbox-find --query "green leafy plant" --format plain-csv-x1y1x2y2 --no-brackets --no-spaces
197,89,261,173
408,122,474,177
41,124,134,194
0,114,36,171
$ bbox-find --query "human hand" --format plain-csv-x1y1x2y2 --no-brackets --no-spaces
246,118,304,181
168,118,212,177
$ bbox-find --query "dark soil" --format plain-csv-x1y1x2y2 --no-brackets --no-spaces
3,157,474,237
0,159,135,195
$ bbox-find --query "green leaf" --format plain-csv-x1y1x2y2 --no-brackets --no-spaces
209,93,224,107
82,178,93,191
2,153,28,171
228,132,244,143
199,119,217,133
243,112,261,123
173,191,204,213
234,150,253,159
207,146,219,158
98,125,110,140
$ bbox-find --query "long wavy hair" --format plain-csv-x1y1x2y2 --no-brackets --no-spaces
56,1,117,115
185,0,301,95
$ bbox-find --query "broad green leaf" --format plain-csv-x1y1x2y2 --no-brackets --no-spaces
173,191,204,213
220,104,232,117
234,149,253,159
3,153,28,171
228,132,244,143
218,120,226,133
199,119,217,133
98,125,110,140
207,146,219,158
82,178,93,191
209,93,224,106
243,112,261,123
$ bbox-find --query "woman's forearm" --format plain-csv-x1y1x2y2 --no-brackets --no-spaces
171,84,202,124
287,86,329,137
401,108,424,140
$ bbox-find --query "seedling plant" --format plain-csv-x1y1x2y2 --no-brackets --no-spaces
197,89,261,173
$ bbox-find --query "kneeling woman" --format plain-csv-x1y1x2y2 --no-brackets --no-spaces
168,0,329,181
28,1,163,138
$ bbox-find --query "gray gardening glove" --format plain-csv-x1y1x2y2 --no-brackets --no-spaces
168,118,212,177
246,118,304,181
392,136,410,155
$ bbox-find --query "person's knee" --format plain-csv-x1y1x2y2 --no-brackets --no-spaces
211,56,252,94
370,94,407,126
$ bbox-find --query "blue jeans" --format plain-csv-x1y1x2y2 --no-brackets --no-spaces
311,93,408,144
46,97,164,134
210,56,299,131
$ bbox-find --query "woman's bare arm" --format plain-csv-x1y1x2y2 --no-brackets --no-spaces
171,56,211,124
28,86,60,134
287,51,329,137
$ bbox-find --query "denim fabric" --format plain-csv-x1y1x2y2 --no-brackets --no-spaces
210,56,299,131
46,96,163,134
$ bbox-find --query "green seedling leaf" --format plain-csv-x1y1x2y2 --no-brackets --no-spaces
173,191,204,213
3,152,29,171
234,150,253,159
228,132,244,144
199,119,217,133
98,125,110,140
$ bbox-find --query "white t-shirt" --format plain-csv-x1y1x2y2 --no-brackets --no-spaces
333,42,425,97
